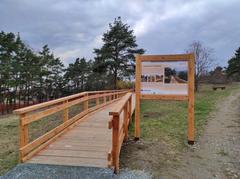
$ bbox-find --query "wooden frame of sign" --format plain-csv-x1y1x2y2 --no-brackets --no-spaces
135,53,195,144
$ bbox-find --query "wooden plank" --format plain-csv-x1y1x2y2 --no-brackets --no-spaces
14,90,128,115
63,100,69,122
19,114,28,148
112,115,120,173
124,105,128,141
27,155,107,168
22,96,88,125
75,122,108,128
135,55,141,138
59,138,110,144
118,129,125,154
21,110,89,158
140,94,188,101
139,54,192,62
60,135,111,141
66,128,110,134
87,98,119,114
83,94,88,111
87,89,126,94
21,94,135,169
88,94,102,100
187,53,195,143
37,149,107,159
14,92,87,114
51,140,111,147
109,93,132,116
60,136,110,143
19,113,28,162
47,144,109,152
96,97,100,106
21,127,68,162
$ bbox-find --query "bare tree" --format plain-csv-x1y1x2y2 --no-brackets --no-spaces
186,41,214,91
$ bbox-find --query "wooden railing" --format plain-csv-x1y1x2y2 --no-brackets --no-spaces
14,89,130,163
108,92,133,173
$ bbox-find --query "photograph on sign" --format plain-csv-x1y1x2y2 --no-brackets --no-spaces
141,61,188,95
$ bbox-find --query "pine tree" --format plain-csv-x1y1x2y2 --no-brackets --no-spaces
94,17,144,89
226,47,240,80
64,58,89,93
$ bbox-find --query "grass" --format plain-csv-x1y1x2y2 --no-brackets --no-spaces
0,115,19,175
0,84,239,176
0,111,64,175
129,83,240,150
120,83,240,177
0,100,94,176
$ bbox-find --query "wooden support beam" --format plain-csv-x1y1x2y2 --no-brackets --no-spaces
21,96,88,125
83,94,88,111
19,114,28,148
141,94,188,101
135,55,141,139
187,54,195,144
104,96,107,104
14,89,130,168
124,105,128,141
63,100,69,122
129,98,132,123
139,54,192,62
112,115,120,174
14,92,87,115
109,93,132,116
96,97,99,106
19,113,28,162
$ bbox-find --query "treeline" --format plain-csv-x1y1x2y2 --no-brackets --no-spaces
0,17,144,114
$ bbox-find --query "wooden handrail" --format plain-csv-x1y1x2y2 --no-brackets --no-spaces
109,93,132,116
14,89,131,163
14,89,128,114
108,92,133,173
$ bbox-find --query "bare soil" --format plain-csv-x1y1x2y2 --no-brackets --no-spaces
121,90,240,179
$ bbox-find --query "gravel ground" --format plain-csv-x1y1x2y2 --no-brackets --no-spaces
162,90,240,179
2,164,152,179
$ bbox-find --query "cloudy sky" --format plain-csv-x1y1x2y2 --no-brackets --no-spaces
0,0,239,67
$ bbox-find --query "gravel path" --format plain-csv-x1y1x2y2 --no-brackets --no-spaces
2,164,151,179
163,90,240,179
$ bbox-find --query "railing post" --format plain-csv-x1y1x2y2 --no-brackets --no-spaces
124,105,128,141
112,115,120,174
96,97,99,106
19,113,28,162
19,114,28,147
104,95,107,104
83,93,88,112
129,97,132,122
63,100,69,122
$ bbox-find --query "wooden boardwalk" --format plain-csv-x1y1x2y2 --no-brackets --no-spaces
14,91,135,172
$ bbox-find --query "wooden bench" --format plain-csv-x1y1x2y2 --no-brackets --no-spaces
212,86,226,90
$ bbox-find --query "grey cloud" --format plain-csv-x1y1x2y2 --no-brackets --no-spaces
0,0,239,66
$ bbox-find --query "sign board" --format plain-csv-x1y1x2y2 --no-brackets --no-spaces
135,54,195,144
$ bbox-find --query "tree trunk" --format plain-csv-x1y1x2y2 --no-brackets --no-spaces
195,78,199,92
113,70,117,90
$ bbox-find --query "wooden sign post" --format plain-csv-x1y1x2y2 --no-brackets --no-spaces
135,53,195,144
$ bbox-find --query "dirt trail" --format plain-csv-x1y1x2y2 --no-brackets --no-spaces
163,90,240,179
